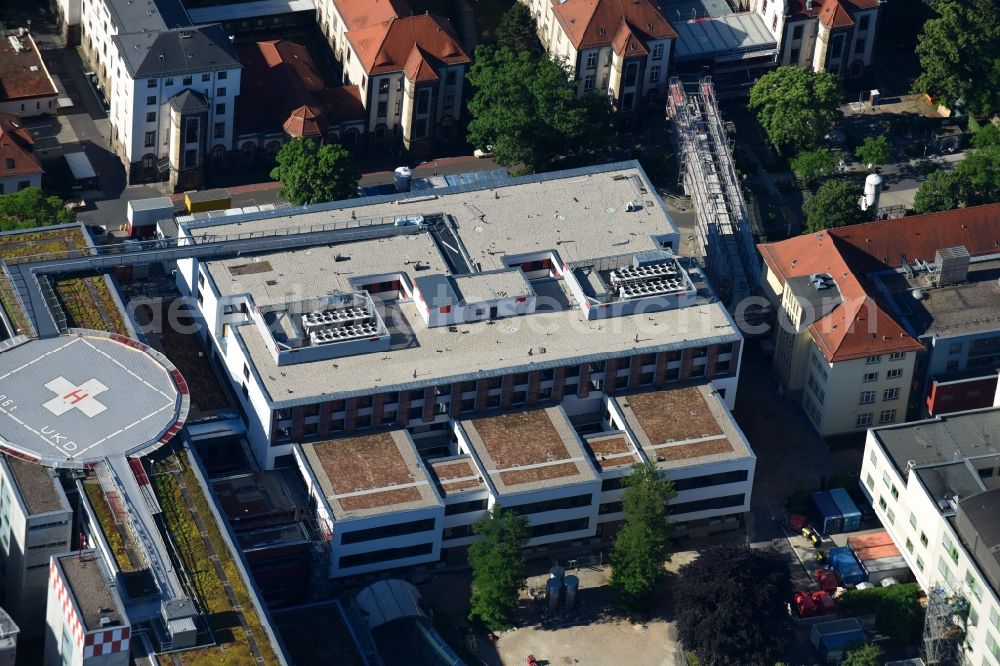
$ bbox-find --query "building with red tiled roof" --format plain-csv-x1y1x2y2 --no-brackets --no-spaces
523,0,676,111
0,113,43,195
314,0,469,152
754,0,883,76
234,40,365,159
0,30,59,119
758,205,1000,436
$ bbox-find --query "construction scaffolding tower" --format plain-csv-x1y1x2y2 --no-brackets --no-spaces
667,77,761,308
923,585,969,666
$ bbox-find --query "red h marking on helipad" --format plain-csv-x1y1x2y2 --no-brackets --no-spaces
43,377,108,417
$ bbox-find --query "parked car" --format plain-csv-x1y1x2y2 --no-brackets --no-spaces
473,145,493,159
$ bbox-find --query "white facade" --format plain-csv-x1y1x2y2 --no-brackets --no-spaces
801,349,916,436
0,457,72,640
112,69,241,170
523,0,674,111
861,409,1000,666
760,0,881,76
44,551,130,666
0,173,41,196
293,390,754,578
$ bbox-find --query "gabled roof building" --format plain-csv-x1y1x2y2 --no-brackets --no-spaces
758,204,1000,436
316,0,470,152
78,0,242,190
522,0,676,111
0,114,42,195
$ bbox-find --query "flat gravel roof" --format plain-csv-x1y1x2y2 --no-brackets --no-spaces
0,331,188,467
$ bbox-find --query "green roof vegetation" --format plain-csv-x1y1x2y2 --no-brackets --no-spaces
152,452,281,666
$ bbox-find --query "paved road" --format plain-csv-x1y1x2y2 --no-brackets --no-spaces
76,154,502,229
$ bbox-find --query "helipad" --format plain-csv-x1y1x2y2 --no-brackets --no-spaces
0,331,189,467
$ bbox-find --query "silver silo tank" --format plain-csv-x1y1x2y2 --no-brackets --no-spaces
563,575,579,611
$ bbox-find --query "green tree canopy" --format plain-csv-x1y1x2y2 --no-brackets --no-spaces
269,138,360,205
953,144,1000,205
748,67,843,154
913,170,961,213
675,545,793,666
838,583,924,648
494,2,540,54
609,463,676,615
467,506,529,631
970,118,1000,148
840,642,883,666
0,187,75,231
854,136,893,167
913,0,1000,117
467,46,614,173
803,179,867,233
790,148,840,186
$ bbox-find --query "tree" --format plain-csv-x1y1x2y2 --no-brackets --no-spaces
854,136,893,167
675,545,793,666
609,463,676,615
803,180,867,232
838,583,924,648
467,506,529,631
790,148,839,186
0,187,75,231
494,2,540,54
269,138,360,205
953,144,1000,205
913,0,1000,117
971,120,1000,149
748,67,843,154
913,170,961,212
467,46,614,173
840,643,883,666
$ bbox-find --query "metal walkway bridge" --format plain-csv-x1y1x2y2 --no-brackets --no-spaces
2,213,428,338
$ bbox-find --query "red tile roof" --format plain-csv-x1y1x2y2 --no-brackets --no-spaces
347,14,469,78
335,0,411,31
758,205,1000,362
0,31,58,102
612,22,649,57
283,105,328,138
551,0,677,51
787,0,879,25
0,113,41,179
819,0,854,28
236,40,364,136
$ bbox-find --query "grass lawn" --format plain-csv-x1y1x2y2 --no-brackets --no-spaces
153,453,280,666
83,481,135,572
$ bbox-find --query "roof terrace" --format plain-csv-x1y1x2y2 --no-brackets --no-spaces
301,431,441,519
616,384,753,469
582,433,642,471
427,456,486,497
461,407,598,495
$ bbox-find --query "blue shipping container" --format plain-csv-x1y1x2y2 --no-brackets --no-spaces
828,488,862,532
818,630,868,664
811,491,844,534
830,547,867,585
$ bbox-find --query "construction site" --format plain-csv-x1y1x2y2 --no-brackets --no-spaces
667,77,766,330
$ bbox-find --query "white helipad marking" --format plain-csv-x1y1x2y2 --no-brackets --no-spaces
43,377,109,417
0,337,79,382
79,338,173,401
